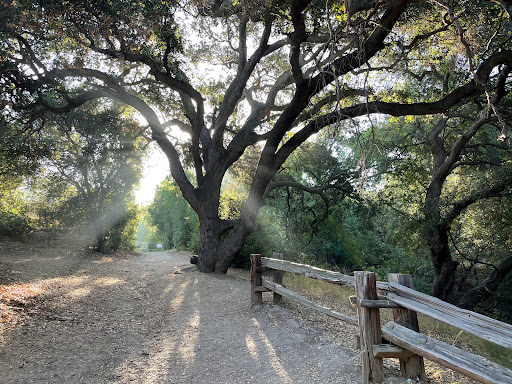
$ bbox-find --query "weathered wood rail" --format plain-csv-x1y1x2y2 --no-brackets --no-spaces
250,254,512,384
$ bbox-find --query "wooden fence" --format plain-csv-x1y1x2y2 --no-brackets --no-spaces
250,253,512,384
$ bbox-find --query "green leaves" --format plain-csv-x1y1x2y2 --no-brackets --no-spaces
148,176,198,250
0,100,145,250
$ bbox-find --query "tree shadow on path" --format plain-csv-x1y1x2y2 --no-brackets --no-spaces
0,245,360,384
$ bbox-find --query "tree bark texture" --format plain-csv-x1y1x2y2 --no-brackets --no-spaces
196,215,251,273
387,274,426,381
197,216,221,273
425,179,459,303
355,271,384,384
429,226,458,303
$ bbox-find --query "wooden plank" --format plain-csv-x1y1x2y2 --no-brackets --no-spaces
272,252,285,305
386,282,512,350
360,299,401,308
262,279,358,326
262,257,389,292
351,296,402,308
373,344,416,359
355,271,384,384
382,321,512,384
261,257,356,288
387,274,426,381
251,254,263,307
254,286,269,292
304,272,356,288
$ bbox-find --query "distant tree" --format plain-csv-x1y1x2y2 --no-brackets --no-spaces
0,175,33,237
28,103,146,252
134,207,161,245
148,177,199,251
0,112,51,237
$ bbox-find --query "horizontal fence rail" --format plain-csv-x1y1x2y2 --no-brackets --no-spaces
259,257,356,288
384,283,512,349
250,254,512,384
262,279,358,326
382,322,512,384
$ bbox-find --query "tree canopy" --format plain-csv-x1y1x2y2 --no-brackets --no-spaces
1,0,511,292
1,100,144,250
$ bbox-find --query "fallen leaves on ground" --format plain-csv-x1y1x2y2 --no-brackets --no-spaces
0,282,47,332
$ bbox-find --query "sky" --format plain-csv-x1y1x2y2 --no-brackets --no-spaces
134,145,170,205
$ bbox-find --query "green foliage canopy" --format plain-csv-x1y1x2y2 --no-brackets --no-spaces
1,0,511,273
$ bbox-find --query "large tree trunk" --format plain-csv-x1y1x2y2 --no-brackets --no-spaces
194,186,255,273
196,216,251,273
425,177,458,303
215,225,252,273
196,216,221,273
192,166,263,273
429,225,458,302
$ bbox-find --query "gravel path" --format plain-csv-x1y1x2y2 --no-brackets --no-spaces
0,238,361,383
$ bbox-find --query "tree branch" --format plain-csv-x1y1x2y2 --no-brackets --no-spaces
212,15,274,145
263,178,331,232
274,49,511,178
263,179,336,199
441,180,511,227
458,255,512,310
307,0,410,95
15,66,200,212
289,0,311,85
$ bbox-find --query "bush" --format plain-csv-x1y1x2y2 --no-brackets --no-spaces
0,211,33,238
0,182,34,238
231,233,267,269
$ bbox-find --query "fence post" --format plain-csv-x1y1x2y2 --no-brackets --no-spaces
251,254,263,307
355,271,384,384
273,252,284,304
388,274,426,382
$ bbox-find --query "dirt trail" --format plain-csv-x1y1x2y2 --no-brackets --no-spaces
0,238,361,383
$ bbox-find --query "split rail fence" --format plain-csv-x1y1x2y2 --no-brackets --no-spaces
250,253,512,384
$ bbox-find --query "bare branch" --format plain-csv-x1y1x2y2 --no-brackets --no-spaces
212,15,274,143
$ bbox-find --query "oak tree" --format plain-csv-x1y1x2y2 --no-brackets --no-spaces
1,0,511,276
